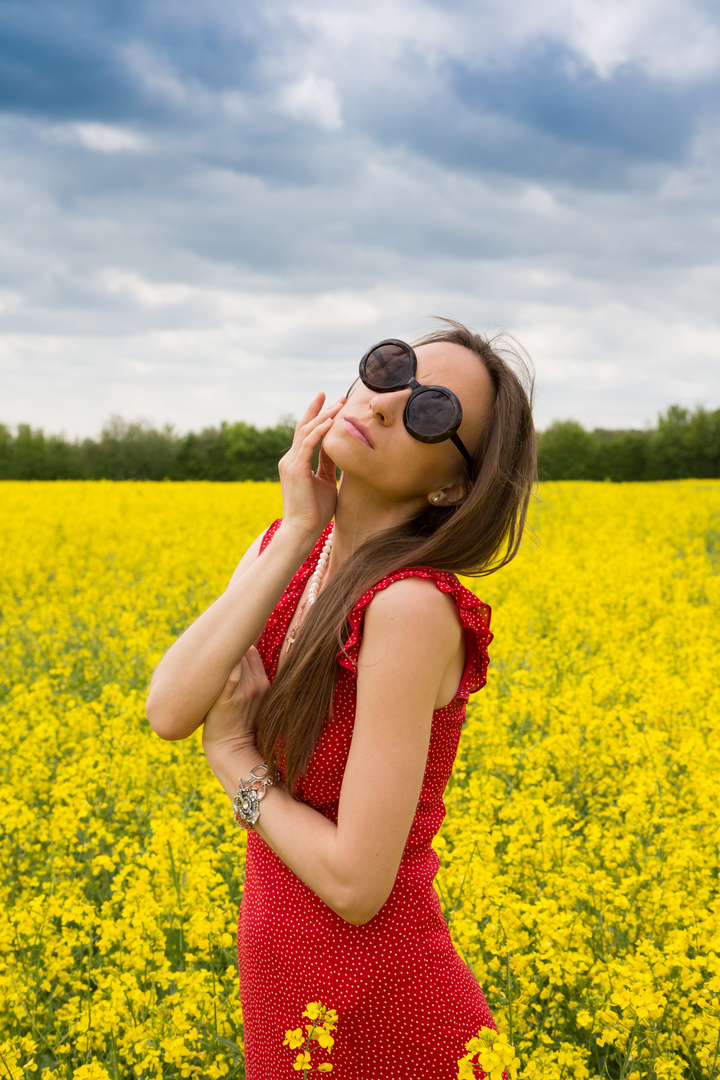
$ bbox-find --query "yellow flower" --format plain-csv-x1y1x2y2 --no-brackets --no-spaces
71,1065,113,1080
457,1059,477,1080
313,1028,335,1050
3,479,719,1079
458,1027,520,1080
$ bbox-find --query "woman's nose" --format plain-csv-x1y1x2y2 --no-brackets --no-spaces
370,389,410,424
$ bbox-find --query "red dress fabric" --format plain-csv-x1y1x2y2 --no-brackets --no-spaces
238,519,497,1079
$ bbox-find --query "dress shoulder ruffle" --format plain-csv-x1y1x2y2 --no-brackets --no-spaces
258,519,493,701
336,566,493,701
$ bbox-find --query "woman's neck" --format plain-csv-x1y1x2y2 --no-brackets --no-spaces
324,472,425,583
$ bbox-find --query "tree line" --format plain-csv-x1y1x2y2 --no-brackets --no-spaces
0,415,296,481
0,404,718,482
538,405,720,481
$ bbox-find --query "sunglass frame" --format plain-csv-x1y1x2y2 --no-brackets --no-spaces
358,339,474,475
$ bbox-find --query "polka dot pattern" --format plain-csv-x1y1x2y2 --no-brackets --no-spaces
239,519,498,1079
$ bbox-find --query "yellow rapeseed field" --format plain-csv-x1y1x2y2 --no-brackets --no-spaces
1,480,719,1080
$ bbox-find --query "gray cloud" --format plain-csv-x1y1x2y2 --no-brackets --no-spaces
0,0,718,439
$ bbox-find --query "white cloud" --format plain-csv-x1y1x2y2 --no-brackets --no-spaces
278,74,343,130
47,122,148,153
4,255,719,438
0,289,22,315
284,0,720,83
519,186,560,217
555,0,720,80
99,270,202,307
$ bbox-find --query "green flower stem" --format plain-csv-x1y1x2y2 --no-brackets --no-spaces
303,1017,319,1079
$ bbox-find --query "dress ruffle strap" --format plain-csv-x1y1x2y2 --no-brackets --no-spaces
257,520,493,702
336,567,493,702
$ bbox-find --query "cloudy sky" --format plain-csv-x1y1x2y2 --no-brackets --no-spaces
1,0,719,438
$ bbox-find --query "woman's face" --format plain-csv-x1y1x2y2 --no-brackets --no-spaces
322,340,493,505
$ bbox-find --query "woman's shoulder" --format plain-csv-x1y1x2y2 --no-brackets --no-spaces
362,571,462,627
337,564,493,694
359,565,490,627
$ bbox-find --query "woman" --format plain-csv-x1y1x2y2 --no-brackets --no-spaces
146,319,537,1078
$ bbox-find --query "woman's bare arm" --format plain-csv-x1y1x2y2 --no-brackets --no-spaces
146,522,316,740
145,392,345,742
203,576,463,925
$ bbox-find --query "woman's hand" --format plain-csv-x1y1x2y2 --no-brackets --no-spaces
277,392,345,541
201,646,270,758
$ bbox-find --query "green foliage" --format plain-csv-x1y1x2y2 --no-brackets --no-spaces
1,405,718,480
538,404,720,481
0,415,296,481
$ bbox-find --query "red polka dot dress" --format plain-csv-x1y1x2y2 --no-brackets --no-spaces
238,520,498,1079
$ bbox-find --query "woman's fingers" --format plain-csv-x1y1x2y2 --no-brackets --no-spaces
317,443,337,486
294,392,327,436
290,408,342,468
245,646,268,681
278,393,344,532
225,658,244,685
293,396,344,444
290,421,333,473
298,390,325,420
302,414,335,448
215,658,243,703
216,650,267,707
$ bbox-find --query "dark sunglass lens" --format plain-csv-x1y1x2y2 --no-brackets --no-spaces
406,389,457,438
364,344,413,388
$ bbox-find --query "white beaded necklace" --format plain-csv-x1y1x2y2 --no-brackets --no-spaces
285,526,334,653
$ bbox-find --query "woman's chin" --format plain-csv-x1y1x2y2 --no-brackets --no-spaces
325,449,372,489
321,429,362,472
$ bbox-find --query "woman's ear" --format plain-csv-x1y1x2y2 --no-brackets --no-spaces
427,481,466,507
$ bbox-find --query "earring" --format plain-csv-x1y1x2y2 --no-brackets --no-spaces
431,494,441,504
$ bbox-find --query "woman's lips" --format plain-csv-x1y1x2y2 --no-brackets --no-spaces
343,416,374,448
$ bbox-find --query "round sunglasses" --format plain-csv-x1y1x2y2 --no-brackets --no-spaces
352,339,474,474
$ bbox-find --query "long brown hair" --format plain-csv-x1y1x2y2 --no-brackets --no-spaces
256,318,537,796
